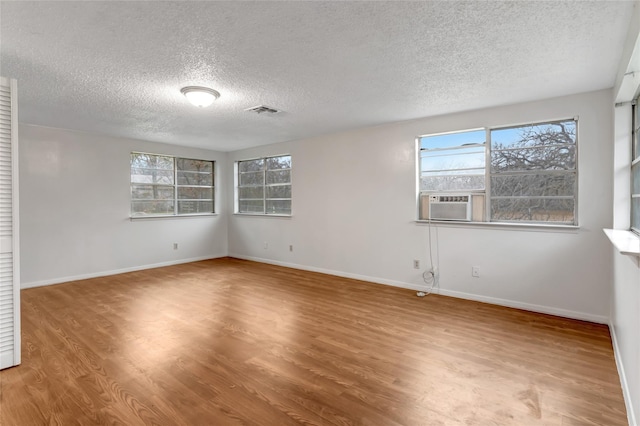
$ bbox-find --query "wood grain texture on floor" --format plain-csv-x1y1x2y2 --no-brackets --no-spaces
0,258,627,425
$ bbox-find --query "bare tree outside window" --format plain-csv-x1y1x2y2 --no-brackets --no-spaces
237,155,291,215
131,153,175,215
177,158,214,214
130,153,214,216
490,121,576,223
418,119,577,225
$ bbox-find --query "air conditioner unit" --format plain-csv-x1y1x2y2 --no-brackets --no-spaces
428,194,472,221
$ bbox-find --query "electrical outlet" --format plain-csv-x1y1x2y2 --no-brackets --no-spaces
289,245,293,252
263,242,268,250
413,259,420,269
173,243,178,250
472,266,480,278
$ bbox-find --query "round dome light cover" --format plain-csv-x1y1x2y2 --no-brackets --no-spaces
180,86,220,107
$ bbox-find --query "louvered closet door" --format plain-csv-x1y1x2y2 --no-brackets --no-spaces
0,76,20,370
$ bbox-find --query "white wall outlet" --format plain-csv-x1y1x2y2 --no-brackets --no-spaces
413,259,420,269
263,242,268,249
289,245,293,252
472,266,480,277
173,243,178,250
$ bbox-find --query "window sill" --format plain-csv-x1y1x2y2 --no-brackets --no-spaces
415,220,579,232
130,213,218,221
233,213,292,218
603,229,640,257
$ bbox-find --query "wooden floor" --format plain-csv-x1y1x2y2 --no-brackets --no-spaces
0,258,627,425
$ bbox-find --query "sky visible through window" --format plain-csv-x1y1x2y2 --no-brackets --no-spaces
420,130,485,176
420,124,575,172
419,127,541,150
420,129,485,150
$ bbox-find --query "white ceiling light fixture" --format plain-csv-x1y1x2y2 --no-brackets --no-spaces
180,86,220,108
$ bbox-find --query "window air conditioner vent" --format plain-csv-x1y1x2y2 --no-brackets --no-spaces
245,105,281,114
428,194,472,221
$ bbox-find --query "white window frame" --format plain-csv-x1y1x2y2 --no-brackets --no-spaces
235,154,292,216
130,152,215,218
418,118,578,226
631,96,640,233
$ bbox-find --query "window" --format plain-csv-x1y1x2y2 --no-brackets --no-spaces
130,152,214,217
419,119,577,225
236,155,291,215
418,129,486,192
632,96,640,232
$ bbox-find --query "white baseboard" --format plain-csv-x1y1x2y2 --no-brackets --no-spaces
437,288,608,324
609,321,636,426
21,254,227,289
229,254,608,324
229,253,429,292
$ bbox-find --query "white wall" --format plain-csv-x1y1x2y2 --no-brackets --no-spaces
19,124,228,288
228,90,614,323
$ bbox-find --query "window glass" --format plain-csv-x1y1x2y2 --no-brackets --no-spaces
130,153,214,217
632,98,640,232
419,130,486,192
418,119,577,225
237,155,291,215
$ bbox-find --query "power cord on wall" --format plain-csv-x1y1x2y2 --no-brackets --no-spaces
417,218,440,297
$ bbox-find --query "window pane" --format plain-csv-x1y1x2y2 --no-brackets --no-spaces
491,145,576,172
131,168,174,184
491,173,575,197
266,170,291,184
266,185,291,199
634,103,640,161
239,159,264,172
131,153,173,170
633,162,640,196
489,120,577,224
236,155,291,216
177,187,212,200
491,121,576,151
632,197,640,231
239,199,264,213
633,154,640,230
421,168,485,177
178,200,213,214
420,130,486,150
239,186,264,199
177,171,213,186
130,152,214,216
420,130,486,193
421,151,485,173
491,198,574,223
266,155,291,170
239,171,264,186
420,175,485,192
131,200,174,215
131,184,174,200
176,158,212,173
266,200,291,215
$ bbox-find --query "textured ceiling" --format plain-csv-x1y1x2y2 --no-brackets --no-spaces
0,1,636,151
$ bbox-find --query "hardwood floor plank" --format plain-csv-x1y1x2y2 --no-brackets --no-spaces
1,258,627,425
